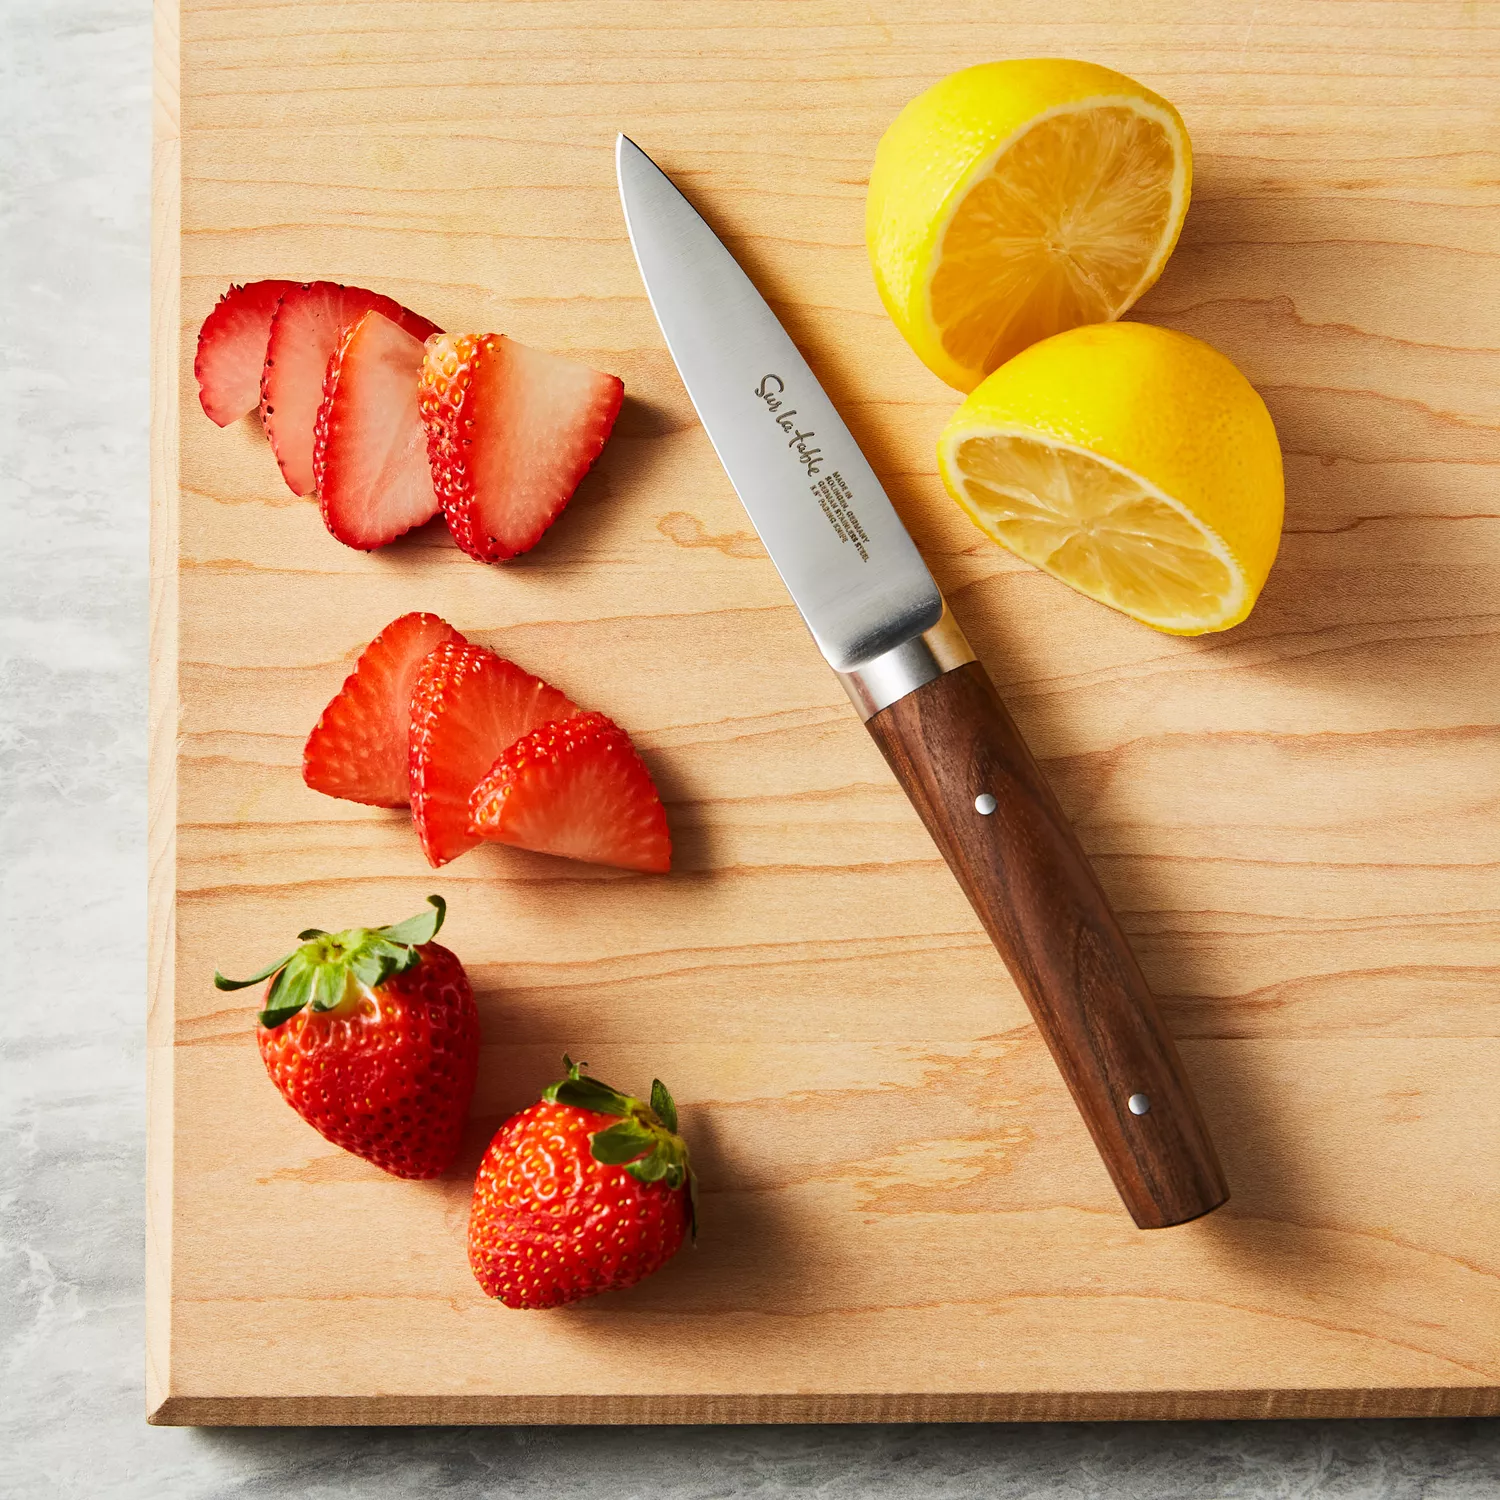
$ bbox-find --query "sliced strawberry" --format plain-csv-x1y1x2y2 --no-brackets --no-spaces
409,643,581,867
262,282,440,497
468,711,671,874
419,334,623,561
312,311,441,549
194,279,299,426
303,612,466,807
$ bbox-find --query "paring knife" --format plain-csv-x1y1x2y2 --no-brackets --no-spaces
616,135,1229,1229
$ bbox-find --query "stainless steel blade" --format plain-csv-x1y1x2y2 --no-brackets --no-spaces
616,135,942,672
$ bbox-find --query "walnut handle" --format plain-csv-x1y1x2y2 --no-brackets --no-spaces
864,659,1229,1229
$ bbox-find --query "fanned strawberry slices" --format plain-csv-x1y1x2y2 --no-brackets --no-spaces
303,615,670,875
200,268,650,867
194,278,623,561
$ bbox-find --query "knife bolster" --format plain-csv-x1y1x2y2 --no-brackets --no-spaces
837,603,975,719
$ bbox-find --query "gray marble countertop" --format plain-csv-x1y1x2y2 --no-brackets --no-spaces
3,3,1498,1495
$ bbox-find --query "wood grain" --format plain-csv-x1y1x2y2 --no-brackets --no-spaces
149,0,1500,1423
866,660,1229,1229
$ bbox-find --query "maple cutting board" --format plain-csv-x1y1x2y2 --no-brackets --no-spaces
147,0,1500,1423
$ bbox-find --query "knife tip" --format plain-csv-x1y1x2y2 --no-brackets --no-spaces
616,134,658,195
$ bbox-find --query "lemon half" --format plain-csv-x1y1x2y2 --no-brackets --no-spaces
938,322,1284,635
868,59,1191,392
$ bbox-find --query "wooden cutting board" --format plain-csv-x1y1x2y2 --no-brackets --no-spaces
147,0,1500,1423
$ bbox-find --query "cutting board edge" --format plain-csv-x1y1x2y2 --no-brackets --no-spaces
145,1387,1500,1427
146,0,181,1428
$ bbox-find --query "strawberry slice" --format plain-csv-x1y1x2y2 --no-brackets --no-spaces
194,279,299,426
409,643,580,867
304,612,466,807
419,334,623,561
262,282,440,497
468,712,671,874
313,311,441,549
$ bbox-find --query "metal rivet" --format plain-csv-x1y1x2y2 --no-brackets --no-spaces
1128,1093,1151,1116
974,793,997,815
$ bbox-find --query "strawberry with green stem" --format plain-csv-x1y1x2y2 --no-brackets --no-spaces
215,895,479,1180
468,1057,695,1308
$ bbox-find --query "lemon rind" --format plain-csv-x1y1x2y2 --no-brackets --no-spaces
938,423,1251,635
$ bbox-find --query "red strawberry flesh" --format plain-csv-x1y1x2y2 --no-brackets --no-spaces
313,311,441,549
419,334,624,561
303,612,466,807
194,279,299,426
262,281,440,496
409,642,580,867
468,711,671,873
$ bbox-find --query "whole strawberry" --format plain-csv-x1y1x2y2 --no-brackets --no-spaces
469,1058,694,1308
215,895,479,1179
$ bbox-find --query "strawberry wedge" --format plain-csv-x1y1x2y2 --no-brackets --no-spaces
262,282,440,497
469,712,671,873
313,311,442,549
419,334,623,561
409,643,580,867
195,279,299,426
304,612,467,807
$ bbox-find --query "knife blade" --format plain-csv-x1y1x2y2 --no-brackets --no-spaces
617,134,1228,1229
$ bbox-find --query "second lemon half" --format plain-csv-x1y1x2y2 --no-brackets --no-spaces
938,322,1284,635
867,59,1191,392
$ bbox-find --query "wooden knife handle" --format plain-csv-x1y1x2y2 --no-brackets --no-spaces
865,659,1229,1228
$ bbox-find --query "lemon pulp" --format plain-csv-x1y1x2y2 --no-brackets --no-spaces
947,431,1247,633
931,104,1182,377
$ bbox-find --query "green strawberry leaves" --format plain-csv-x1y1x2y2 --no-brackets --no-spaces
545,1056,637,1117
378,899,448,946
214,895,447,1029
650,1078,678,1134
543,1057,695,1203
590,1118,661,1166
